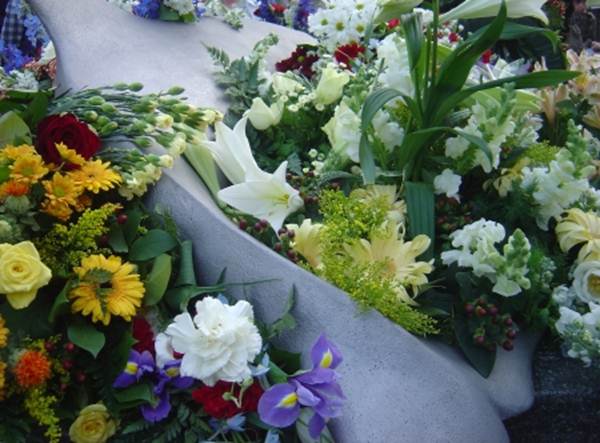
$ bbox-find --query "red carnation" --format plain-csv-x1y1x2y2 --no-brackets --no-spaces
271,3,286,14
36,113,101,166
481,49,493,64
334,42,366,67
387,18,400,30
276,45,319,79
132,317,155,356
192,381,263,419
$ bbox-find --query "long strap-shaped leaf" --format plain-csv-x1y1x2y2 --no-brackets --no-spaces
405,181,435,260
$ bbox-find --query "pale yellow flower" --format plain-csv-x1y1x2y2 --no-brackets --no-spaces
0,241,52,309
343,221,433,305
556,209,600,262
286,219,324,269
351,185,406,224
69,403,117,443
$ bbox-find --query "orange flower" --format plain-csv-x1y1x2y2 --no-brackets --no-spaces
0,180,29,200
14,350,51,389
41,172,82,221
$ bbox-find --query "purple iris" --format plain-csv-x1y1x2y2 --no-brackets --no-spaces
113,350,194,422
258,334,345,439
113,350,155,388
132,0,161,19
292,0,315,32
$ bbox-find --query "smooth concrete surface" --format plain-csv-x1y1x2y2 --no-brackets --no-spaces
29,1,537,440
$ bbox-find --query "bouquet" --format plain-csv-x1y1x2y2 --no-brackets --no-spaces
0,80,345,442
186,0,600,377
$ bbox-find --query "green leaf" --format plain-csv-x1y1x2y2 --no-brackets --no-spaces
452,129,493,163
0,111,31,147
48,282,72,323
67,321,106,358
402,11,426,94
470,21,560,52
111,329,136,380
375,0,422,23
108,225,128,254
397,126,449,173
144,254,172,306
22,93,49,128
268,361,289,384
129,229,178,262
360,88,403,184
404,181,435,260
454,312,496,378
175,240,197,287
427,1,507,124
158,4,181,21
113,382,155,405
296,408,335,443
269,287,297,337
123,208,144,245
269,347,302,374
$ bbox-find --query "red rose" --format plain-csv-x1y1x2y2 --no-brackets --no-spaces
36,113,101,165
132,317,155,356
192,381,263,419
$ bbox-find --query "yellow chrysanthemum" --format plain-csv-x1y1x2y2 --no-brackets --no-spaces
0,314,8,348
343,221,433,305
41,173,82,221
351,185,406,224
55,142,86,167
10,154,49,184
556,209,600,263
70,255,145,326
69,160,122,194
0,144,37,161
286,219,324,269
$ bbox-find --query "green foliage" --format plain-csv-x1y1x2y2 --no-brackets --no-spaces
129,229,178,262
35,204,118,278
208,34,279,119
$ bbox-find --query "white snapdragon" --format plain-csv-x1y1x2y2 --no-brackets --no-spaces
163,0,196,15
372,111,405,151
377,34,414,98
434,169,462,201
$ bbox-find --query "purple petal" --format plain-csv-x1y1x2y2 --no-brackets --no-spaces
308,412,326,440
171,375,194,389
294,368,336,386
258,383,301,428
139,350,156,375
310,334,343,369
113,372,137,388
141,390,171,423
291,380,320,407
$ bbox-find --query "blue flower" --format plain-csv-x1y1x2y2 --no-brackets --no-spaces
133,0,161,19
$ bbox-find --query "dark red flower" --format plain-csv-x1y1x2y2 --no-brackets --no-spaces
270,3,286,14
192,381,263,419
448,32,459,43
36,113,101,166
387,18,400,30
481,49,493,64
334,42,366,67
276,44,319,79
132,317,155,356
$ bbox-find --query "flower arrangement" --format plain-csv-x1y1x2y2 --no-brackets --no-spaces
0,80,345,441
186,0,600,377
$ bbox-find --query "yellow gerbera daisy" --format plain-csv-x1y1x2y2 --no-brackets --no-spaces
556,209,600,262
70,255,145,326
69,160,122,194
55,142,86,167
10,154,49,184
0,144,37,161
41,172,82,221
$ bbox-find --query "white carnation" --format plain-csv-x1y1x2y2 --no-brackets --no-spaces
165,297,262,386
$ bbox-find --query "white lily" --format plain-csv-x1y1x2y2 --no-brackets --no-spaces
200,117,267,185
441,0,548,25
218,162,304,232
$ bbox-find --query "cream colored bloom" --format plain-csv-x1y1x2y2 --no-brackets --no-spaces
0,242,52,309
322,101,361,163
540,84,568,126
246,97,283,130
556,209,600,262
441,0,548,24
351,185,406,224
314,65,350,106
286,219,324,269
343,221,432,304
69,403,117,443
573,261,600,304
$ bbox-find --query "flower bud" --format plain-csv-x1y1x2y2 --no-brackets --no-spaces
87,96,105,106
246,97,284,131
314,65,350,106
128,82,144,91
167,86,185,95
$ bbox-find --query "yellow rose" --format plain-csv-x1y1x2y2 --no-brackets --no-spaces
69,404,117,443
246,97,283,131
0,241,52,310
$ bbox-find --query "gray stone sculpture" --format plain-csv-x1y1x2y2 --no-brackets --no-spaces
29,1,538,441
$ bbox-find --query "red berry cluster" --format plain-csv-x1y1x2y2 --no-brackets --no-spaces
44,339,86,392
465,298,517,352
